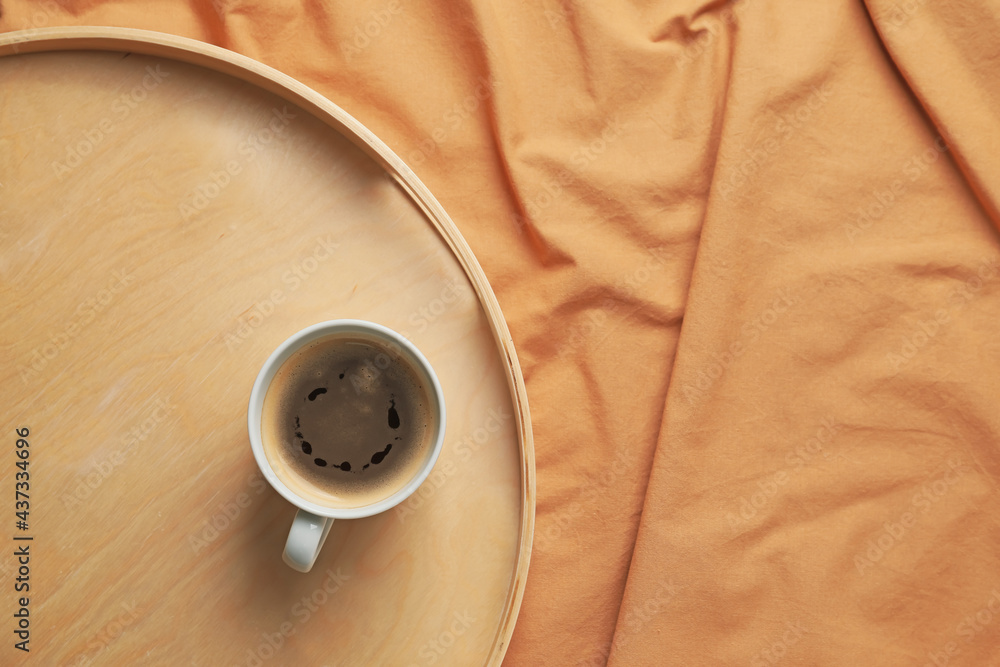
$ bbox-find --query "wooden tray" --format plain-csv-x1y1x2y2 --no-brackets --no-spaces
0,27,533,666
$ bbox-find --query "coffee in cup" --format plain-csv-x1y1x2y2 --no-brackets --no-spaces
248,320,446,572
260,333,433,508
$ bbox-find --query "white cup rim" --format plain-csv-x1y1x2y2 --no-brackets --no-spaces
248,320,446,519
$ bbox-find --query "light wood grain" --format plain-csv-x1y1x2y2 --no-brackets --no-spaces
0,27,533,667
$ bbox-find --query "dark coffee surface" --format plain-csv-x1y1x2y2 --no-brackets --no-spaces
262,334,431,506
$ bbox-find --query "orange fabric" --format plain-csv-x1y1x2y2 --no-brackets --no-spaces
4,1,1000,665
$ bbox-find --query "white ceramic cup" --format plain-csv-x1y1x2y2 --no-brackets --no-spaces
248,320,446,572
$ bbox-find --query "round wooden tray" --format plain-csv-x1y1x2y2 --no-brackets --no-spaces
0,27,533,666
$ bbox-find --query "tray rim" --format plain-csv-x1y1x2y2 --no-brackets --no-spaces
0,26,535,666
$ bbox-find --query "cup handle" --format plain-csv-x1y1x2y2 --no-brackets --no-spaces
283,509,334,573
